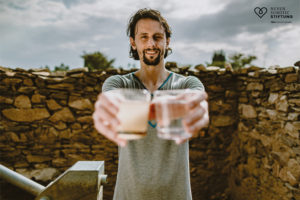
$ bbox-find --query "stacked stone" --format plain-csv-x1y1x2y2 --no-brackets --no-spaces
189,66,237,200
229,66,300,200
0,65,299,200
0,67,127,199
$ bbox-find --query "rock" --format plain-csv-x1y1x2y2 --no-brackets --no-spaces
286,171,298,186
52,158,68,167
266,109,277,120
268,93,279,104
47,83,74,90
46,99,62,110
17,86,36,93
2,108,50,122
23,78,33,86
247,82,263,91
14,95,31,108
260,134,272,147
285,122,299,139
32,71,50,76
26,155,52,163
77,116,93,123
66,67,88,75
30,168,59,182
288,113,299,121
287,159,300,179
289,99,300,106
271,151,290,166
211,115,235,127
31,94,46,103
285,73,298,83
49,107,75,122
6,132,20,142
0,96,13,104
240,104,257,118
68,97,93,110
277,67,295,74
206,66,220,71
293,147,300,155
276,95,289,112
54,121,67,130
2,78,22,85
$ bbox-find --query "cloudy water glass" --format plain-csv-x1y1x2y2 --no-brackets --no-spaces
153,89,197,142
107,89,151,140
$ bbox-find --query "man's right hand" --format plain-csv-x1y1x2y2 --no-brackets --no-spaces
92,92,127,147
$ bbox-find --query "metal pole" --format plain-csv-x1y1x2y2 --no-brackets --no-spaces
0,164,45,196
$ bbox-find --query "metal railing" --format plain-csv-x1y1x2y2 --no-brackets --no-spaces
0,161,107,200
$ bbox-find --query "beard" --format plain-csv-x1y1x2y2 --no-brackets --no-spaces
142,48,163,66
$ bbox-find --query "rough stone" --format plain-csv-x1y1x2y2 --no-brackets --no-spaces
285,73,298,83
14,95,31,108
49,107,75,122
285,122,299,139
30,168,59,182
287,159,300,179
77,116,93,124
2,108,50,122
276,95,289,112
211,115,235,127
247,82,263,91
0,96,13,104
266,109,277,120
288,113,299,121
240,104,257,118
47,83,74,90
54,121,67,130
68,98,93,110
268,93,279,104
46,99,62,110
277,67,295,74
26,155,52,163
31,94,46,103
23,78,33,86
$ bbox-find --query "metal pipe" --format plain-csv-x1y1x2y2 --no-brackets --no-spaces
0,164,45,196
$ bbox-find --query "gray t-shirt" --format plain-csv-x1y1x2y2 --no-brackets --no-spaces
102,72,204,200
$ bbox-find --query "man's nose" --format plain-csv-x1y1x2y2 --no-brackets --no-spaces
146,38,155,48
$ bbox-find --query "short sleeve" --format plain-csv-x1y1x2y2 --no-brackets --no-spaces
183,76,205,91
102,75,124,92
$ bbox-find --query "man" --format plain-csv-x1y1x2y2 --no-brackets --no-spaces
93,8,209,200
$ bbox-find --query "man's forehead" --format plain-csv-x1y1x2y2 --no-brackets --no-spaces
135,18,165,35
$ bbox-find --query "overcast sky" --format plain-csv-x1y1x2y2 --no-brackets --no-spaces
0,0,299,70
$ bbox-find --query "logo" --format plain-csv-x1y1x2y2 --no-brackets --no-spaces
254,7,268,18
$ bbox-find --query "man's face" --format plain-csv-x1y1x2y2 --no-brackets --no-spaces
130,18,169,66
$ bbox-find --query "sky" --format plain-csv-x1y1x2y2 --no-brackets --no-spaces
0,0,299,70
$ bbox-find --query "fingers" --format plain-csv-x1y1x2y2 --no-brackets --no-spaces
93,92,126,147
93,114,127,146
183,100,209,135
187,91,208,110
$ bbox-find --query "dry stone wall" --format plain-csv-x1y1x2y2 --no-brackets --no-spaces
0,65,299,200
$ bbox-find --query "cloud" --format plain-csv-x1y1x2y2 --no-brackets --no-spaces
0,0,299,69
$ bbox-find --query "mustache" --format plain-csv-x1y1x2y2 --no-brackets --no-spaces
143,48,161,53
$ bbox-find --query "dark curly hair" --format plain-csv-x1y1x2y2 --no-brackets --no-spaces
127,8,172,60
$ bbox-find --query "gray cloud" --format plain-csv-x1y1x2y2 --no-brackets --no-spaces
0,0,299,69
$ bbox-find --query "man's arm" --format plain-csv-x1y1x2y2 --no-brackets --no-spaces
93,75,127,146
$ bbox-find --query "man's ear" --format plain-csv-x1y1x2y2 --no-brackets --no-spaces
130,37,136,50
166,37,170,48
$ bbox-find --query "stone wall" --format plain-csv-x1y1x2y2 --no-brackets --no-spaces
228,66,300,200
0,65,299,200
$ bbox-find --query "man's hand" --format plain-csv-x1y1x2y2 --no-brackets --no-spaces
92,92,127,147
150,90,209,144
180,91,209,144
